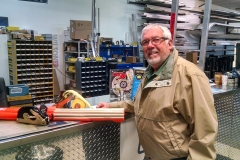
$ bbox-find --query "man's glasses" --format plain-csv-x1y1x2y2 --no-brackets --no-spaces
140,37,169,46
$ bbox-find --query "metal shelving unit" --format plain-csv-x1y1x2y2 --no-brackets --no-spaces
197,1,240,77
63,41,91,86
7,40,54,105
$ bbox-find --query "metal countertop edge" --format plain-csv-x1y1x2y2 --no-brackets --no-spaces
0,113,134,151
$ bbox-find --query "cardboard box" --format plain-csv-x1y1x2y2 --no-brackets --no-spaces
126,56,137,63
70,20,92,30
70,20,92,40
186,52,198,65
70,29,92,40
11,33,31,40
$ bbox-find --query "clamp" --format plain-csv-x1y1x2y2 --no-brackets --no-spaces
16,105,50,126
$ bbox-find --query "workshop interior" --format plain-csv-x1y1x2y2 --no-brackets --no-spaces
0,0,240,159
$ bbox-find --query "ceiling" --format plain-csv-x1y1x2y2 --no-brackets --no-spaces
200,0,240,11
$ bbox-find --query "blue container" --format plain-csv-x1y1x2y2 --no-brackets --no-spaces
7,84,29,97
117,62,144,69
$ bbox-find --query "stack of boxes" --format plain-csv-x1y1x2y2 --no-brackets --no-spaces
9,30,31,40
8,27,39,41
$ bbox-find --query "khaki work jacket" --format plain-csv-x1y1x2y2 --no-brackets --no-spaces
110,49,218,160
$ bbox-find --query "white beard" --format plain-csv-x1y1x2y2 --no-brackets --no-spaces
146,56,161,66
145,49,169,67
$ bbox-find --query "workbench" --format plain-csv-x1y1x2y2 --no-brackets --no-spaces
0,86,239,160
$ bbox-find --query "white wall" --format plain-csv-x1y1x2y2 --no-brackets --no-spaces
0,0,142,90
0,35,9,86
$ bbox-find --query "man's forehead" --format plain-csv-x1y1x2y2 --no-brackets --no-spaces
142,28,163,37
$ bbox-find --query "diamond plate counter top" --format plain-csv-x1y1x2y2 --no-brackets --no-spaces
211,84,240,95
211,85,240,159
0,113,134,160
0,112,133,150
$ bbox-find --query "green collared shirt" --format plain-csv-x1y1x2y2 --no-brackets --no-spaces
145,56,170,86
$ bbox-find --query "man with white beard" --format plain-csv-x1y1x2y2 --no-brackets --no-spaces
97,24,218,160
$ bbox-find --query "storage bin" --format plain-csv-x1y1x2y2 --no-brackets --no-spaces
7,84,29,97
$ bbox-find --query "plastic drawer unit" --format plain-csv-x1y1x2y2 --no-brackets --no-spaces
75,61,108,98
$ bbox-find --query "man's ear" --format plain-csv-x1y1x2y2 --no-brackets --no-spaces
168,39,173,49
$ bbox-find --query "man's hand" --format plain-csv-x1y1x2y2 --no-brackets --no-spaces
96,102,110,108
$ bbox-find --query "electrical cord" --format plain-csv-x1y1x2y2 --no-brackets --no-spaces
53,66,72,79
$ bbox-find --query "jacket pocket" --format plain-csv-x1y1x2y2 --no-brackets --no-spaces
166,126,182,157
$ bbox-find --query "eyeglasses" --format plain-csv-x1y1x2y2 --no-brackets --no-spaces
140,37,169,46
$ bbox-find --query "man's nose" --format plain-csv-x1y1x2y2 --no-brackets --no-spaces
147,40,155,47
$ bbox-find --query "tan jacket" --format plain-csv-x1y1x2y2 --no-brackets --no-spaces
110,49,218,160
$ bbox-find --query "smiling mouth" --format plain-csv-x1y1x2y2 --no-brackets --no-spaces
148,51,158,57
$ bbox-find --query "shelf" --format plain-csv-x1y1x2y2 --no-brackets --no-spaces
199,15,240,23
196,22,240,31
142,4,186,15
63,41,91,86
187,30,240,40
100,45,137,48
139,12,188,22
64,51,78,54
208,40,240,46
64,40,88,44
65,61,76,64
8,40,54,105
66,71,75,74
128,0,185,7
210,9,240,18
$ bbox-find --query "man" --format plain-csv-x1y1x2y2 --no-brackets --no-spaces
97,24,218,160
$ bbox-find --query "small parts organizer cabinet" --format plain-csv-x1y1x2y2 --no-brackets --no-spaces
76,61,107,98
8,40,54,105
63,41,90,85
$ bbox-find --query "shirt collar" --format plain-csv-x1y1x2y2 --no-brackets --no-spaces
145,50,174,79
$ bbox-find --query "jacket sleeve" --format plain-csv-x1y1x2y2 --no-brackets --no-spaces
109,100,135,113
178,75,218,160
